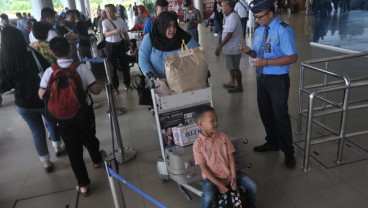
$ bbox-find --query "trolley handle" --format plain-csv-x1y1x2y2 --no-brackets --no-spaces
146,71,158,89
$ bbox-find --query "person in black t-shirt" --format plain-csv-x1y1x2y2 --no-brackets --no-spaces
0,27,66,173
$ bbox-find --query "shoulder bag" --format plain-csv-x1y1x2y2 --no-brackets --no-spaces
108,18,130,52
29,47,45,78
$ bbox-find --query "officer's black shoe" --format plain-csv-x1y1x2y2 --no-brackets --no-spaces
285,154,296,168
253,142,280,152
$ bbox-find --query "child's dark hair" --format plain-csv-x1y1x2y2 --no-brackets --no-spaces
32,22,49,40
65,10,75,18
41,7,56,20
195,105,215,123
49,37,70,58
73,9,80,17
0,13,9,20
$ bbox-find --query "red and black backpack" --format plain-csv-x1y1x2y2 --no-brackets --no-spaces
44,62,88,123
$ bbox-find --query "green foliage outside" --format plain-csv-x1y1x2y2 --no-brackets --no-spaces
0,0,154,17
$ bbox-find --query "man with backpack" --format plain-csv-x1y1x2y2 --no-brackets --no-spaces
38,37,105,196
235,0,250,38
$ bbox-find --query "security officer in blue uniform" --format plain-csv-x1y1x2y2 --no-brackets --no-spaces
241,0,298,168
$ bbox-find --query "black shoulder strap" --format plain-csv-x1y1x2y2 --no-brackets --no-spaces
108,18,124,39
239,0,248,11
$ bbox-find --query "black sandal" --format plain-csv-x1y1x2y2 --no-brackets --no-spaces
93,150,107,169
76,185,89,197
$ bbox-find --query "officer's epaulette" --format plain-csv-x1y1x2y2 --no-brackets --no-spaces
280,22,290,28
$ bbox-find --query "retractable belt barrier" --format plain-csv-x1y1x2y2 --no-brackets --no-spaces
107,167,167,208
81,58,105,63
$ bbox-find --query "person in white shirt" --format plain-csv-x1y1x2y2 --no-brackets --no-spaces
183,0,202,43
215,0,244,93
234,0,250,38
38,37,105,196
102,4,132,94
29,7,58,43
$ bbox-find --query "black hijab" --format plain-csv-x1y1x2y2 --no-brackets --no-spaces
150,11,191,52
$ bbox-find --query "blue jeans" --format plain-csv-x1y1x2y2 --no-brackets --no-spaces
201,171,257,208
187,28,199,43
16,107,61,162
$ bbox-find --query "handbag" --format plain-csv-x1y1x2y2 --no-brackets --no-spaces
108,18,130,52
0,72,14,93
97,39,106,50
216,189,244,208
164,40,208,93
131,74,153,106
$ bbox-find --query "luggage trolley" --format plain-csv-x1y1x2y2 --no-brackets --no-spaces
151,86,213,200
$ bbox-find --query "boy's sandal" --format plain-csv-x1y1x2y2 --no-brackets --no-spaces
76,185,89,197
93,150,107,169
55,147,67,158
228,87,244,93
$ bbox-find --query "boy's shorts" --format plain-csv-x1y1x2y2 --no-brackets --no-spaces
224,54,241,70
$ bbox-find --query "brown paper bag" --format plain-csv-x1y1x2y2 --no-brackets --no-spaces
165,47,208,93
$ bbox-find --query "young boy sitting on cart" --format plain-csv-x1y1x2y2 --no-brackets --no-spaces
193,106,257,208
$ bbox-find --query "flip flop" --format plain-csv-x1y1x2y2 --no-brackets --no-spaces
228,87,244,93
93,150,107,169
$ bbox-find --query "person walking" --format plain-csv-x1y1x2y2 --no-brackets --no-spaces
235,0,250,38
102,4,132,94
215,0,244,93
16,12,30,44
213,0,223,39
143,0,168,35
0,27,65,173
241,0,298,168
183,0,202,43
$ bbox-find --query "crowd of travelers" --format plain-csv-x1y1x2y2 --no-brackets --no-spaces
0,0,299,207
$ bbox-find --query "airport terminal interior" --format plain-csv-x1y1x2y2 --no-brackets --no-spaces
1,2,368,208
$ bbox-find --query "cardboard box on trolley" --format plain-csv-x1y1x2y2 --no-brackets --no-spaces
172,124,201,147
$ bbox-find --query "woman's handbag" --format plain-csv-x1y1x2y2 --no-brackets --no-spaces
0,72,14,93
164,40,208,93
131,74,153,106
216,189,244,208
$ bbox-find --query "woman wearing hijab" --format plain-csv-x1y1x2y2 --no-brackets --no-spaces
139,11,199,78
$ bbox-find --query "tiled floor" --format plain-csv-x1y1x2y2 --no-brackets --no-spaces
1,12,368,208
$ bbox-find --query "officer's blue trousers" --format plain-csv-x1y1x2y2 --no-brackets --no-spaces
256,74,294,155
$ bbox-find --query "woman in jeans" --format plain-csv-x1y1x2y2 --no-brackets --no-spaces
0,27,65,173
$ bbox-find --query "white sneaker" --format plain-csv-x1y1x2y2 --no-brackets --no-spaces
214,33,218,37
